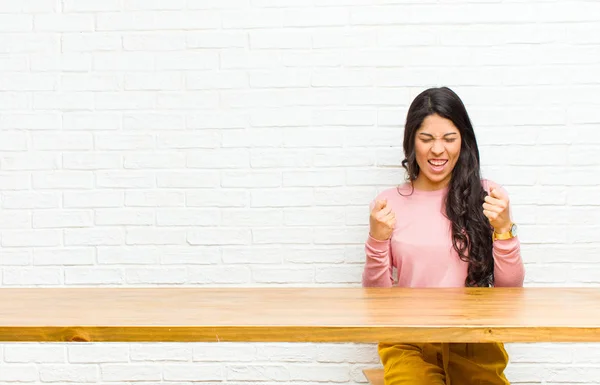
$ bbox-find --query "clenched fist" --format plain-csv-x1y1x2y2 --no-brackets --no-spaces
369,199,396,241
482,187,511,234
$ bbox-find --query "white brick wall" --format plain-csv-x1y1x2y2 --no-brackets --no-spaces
0,0,599,383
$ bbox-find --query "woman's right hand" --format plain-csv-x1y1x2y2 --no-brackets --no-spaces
369,199,396,241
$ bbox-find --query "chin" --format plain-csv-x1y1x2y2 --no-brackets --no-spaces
423,173,451,187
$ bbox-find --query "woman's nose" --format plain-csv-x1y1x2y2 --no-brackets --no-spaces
431,140,444,155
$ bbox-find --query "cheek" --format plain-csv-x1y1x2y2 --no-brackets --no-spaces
450,142,462,160
414,142,429,160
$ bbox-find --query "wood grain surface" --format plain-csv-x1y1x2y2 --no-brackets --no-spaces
1,287,599,343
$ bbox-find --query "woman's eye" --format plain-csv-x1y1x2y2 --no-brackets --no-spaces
421,139,432,143
446,139,456,143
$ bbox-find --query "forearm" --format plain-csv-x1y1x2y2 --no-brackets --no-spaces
492,237,525,287
362,235,393,287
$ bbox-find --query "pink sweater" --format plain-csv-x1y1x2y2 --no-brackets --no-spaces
363,180,525,288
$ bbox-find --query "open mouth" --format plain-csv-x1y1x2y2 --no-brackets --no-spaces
428,159,448,172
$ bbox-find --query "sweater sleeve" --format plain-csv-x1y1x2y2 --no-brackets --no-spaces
493,237,525,287
362,234,394,287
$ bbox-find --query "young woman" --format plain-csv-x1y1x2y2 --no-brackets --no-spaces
362,87,525,385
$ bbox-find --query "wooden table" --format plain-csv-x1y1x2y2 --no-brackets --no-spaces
1,287,599,343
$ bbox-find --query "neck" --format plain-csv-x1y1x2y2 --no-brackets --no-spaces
413,175,451,191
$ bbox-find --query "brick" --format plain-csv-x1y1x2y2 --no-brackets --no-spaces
96,171,155,188
188,266,251,284
0,0,57,12
252,228,313,244
62,33,122,52
34,14,94,32
250,30,311,49
0,14,33,32
0,34,58,54
251,188,314,207
283,247,346,264
33,210,93,228
222,209,282,227
221,171,281,188
65,267,123,285
186,112,248,129
187,149,250,169
284,208,346,226
63,152,122,170
157,91,219,109
94,134,154,150
33,171,94,189
95,209,155,226
156,209,219,226
157,131,220,149
124,72,183,90
163,364,223,381
2,192,60,209
157,171,219,188
130,344,191,361
317,344,379,364
34,91,95,110
124,152,186,169
186,71,248,90
222,246,283,264
0,112,60,130
32,133,93,150
1,230,61,247
0,92,30,110
0,365,38,381
187,228,251,246
159,246,221,265
3,267,62,285
4,345,66,363
315,265,364,283
65,228,124,246
60,73,122,92
101,364,162,381
288,364,350,382
98,246,160,265
250,149,312,168
124,32,186,51
187,32,247,48
34,248,95,266
0,210,30,229
0,250,32,266
68,346,129,363
251,266,315,284
125,267,187,284
156,52,220,70
283,170,345,187
125,190,185,207
126,227,186,245
64,191,124,208
30,53,92,72
226,365,289,381
1,153,59,170
257,344,317,362
193,343,256,362
187,190,248,208
63,0,121,12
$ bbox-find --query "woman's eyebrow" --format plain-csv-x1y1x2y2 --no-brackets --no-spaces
418,132,458,137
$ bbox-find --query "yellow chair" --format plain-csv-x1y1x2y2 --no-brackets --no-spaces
363,369,384,385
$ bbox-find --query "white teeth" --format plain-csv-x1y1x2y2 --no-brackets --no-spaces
429,160,447,166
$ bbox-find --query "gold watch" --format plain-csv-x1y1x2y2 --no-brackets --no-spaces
493,223,518,241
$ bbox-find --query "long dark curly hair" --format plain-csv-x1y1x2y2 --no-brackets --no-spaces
401,87,494,287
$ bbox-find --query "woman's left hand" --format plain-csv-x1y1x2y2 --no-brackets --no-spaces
482,187,512,233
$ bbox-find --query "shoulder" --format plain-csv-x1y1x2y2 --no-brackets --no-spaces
368,184,409,210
